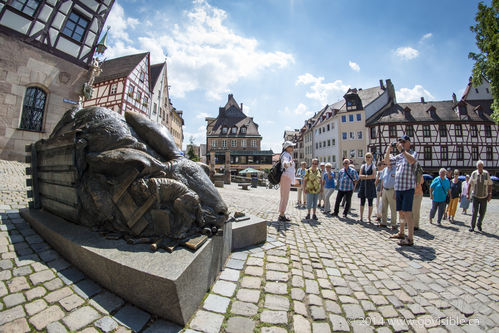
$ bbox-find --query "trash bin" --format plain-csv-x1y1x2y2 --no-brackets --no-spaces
251,175,258,188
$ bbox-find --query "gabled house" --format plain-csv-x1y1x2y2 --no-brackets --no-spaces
83,52,151,115
0,0,114,161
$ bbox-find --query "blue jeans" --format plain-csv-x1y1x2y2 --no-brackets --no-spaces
430,201,446,223
306,193,319,210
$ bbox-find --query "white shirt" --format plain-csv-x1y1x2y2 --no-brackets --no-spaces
281,151,295,182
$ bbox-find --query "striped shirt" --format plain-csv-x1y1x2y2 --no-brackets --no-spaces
390,150,417,191
337,167,359,191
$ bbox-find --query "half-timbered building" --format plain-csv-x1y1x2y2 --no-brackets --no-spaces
83,52,151,115
367,78,498,175
0,0,114,160
206,94,272,172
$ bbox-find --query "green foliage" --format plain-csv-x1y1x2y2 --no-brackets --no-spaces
187,136,200,162
468,0,499,122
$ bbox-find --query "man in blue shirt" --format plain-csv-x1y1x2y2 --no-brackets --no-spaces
332,159,359,218
380,163,397,228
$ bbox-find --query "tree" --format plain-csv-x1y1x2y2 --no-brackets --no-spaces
468,0,499,122
187,136,200,162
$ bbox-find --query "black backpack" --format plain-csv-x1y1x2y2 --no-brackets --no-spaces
268,154,283,185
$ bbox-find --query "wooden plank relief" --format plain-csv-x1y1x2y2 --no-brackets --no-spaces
37,170,77,186
39,182,78,207
40,196,78,223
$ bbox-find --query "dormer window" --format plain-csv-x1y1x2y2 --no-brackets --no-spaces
231,126,237,134
139,72,145,83
241,126,247,134
222,126,228,134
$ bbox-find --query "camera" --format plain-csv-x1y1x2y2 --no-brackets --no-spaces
391,141,398,148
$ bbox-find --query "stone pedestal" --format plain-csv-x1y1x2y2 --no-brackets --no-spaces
224,151,231,185
20,208,231,326
232,214,267,250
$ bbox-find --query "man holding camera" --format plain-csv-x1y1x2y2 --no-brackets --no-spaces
384,135,417,246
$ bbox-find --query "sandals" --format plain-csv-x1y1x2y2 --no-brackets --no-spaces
390,233,405,239
398,237,414,246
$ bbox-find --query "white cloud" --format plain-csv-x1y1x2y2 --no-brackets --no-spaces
105,0,294,101
396,85,435,102
349,61,360,72
420,33,432,41
196,112,211,119
296,73,350,105
279,103,314,118
183,125,206,147
394,47,419,60
105,2,139,43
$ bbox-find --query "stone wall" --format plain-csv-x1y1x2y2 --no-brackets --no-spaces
0,33,87,161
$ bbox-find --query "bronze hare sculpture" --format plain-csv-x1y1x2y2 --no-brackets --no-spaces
43,106,228,250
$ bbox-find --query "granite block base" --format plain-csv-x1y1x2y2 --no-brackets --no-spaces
232,214,267,250
20,208,231,325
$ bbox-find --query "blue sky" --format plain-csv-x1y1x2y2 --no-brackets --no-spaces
103,0,487,151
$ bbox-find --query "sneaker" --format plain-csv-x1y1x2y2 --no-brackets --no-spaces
478,225,482,231
312,214,318,220
468,228,474,232
391,226,398,230
305,214,310,220
343,213,347,218
331,213,338,217
414,226,419,231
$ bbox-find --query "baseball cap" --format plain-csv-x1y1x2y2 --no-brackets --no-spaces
282,141,296,149
399,134,410,142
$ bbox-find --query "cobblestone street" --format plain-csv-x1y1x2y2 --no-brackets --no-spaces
0,160,498,332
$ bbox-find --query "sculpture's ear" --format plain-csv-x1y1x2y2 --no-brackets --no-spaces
197,162,210,176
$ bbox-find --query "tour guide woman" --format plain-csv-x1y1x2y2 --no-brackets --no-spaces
429,168,451,225
278,141,296,222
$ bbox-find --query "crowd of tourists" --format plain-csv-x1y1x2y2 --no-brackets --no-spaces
277,136,494,246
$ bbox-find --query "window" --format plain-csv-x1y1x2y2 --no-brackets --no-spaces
128,85,134,95
350,150,355,158
316,143,319,149
475,88,479,93
242,140,247,147
328,156,330,162
484,125,492,137
486,88,490,94
110,83,117,94
143,96,148,106
332,155,336,162
319,142,322,149
438,124,447,137
423,125,431,137
240,127,246,134
349,132,354,139
349,115,354,122
11,0,41,16
222,126,228,134
357,131,362,139
327,124,330,131
231,140,236,147
327,140,331,147
406,125,414,137
471,125,478,137
332,139,336,146
231,126,237,134
139,72,145,82
341,115,346,123
323,141,326,148
389,125,397,138
358,150,363,158
457,146,464,160
251,140,257,147
441,146,448,161
357,114,361,121
486,147,493,160
342,132,347,140
153,103,157,114
472,146,479,161
19,87,46,132
343,150,347,158
455,124,463,137
136,91,142,102
370,127,377,139
222,140,227,148
212,140,217,148
424,146,432,160
62,12,89,42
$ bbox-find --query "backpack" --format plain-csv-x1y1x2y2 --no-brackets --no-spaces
413,162,424,185
268,154,283,185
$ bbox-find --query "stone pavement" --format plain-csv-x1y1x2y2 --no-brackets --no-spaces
1,160,498,332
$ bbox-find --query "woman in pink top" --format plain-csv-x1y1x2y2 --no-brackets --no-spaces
460,174,470,214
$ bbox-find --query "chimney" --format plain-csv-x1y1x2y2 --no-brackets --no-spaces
379,79,385,89
452,93,457,104
421,97,425,103
385,79,396,104
240,103,243,111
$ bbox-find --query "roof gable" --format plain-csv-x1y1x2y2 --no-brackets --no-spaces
95,52,149,84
